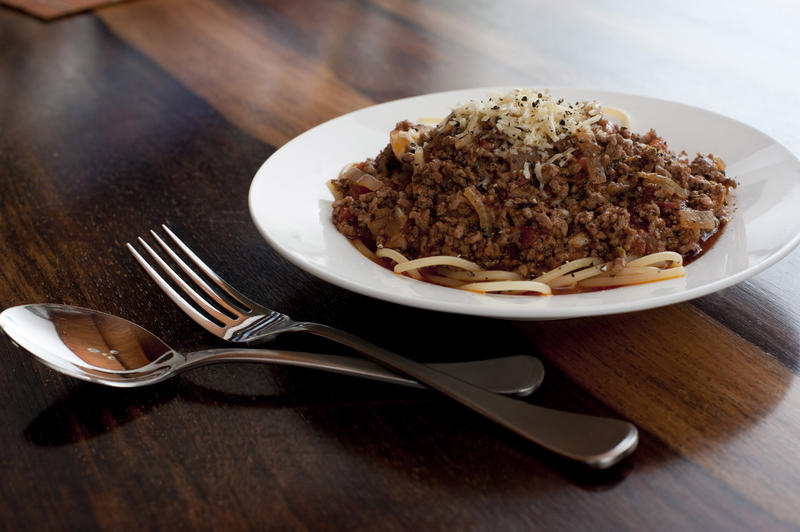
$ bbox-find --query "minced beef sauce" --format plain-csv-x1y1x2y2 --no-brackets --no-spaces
330,103,736,279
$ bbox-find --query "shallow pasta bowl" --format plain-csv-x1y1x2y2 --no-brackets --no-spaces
248,87,800,320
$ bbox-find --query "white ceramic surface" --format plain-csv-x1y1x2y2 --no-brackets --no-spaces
248,87,800,320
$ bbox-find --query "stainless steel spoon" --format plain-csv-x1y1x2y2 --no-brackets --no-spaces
0,304,543,395
0,303,637,468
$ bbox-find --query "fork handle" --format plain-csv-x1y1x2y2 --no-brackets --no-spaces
181,350,542,396
296,322,638,469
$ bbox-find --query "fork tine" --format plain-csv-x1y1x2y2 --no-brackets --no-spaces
127,243,228,337
148,230,244,317
128,238,234,329
161,224,263,311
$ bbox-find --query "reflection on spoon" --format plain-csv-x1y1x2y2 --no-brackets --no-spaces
0,304,544,395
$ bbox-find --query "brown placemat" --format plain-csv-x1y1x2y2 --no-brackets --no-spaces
2,0,128,19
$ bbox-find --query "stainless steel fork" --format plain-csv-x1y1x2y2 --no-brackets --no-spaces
126,226,544,396
127,225,638,468
128,225,392,345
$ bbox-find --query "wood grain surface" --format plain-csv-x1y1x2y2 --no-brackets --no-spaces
2,0,800,530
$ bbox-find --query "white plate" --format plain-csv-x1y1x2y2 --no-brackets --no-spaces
249,87,800,320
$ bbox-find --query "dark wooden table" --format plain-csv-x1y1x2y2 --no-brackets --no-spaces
2,0,800,529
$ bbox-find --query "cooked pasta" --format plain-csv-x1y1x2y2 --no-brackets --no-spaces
371,247,684,295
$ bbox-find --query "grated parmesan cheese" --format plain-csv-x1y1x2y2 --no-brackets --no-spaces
533,161,544,188
447,88,600,153
545,147,576,166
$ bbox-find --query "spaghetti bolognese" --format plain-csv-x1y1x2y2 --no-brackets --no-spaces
328,88,735,295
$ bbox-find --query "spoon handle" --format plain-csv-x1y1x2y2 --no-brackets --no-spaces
182,350,543,397
298,322,638,469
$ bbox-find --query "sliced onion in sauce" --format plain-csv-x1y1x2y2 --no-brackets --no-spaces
637,172,688,199
463,185,491,232
677,208,717,230
355,173,384,191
